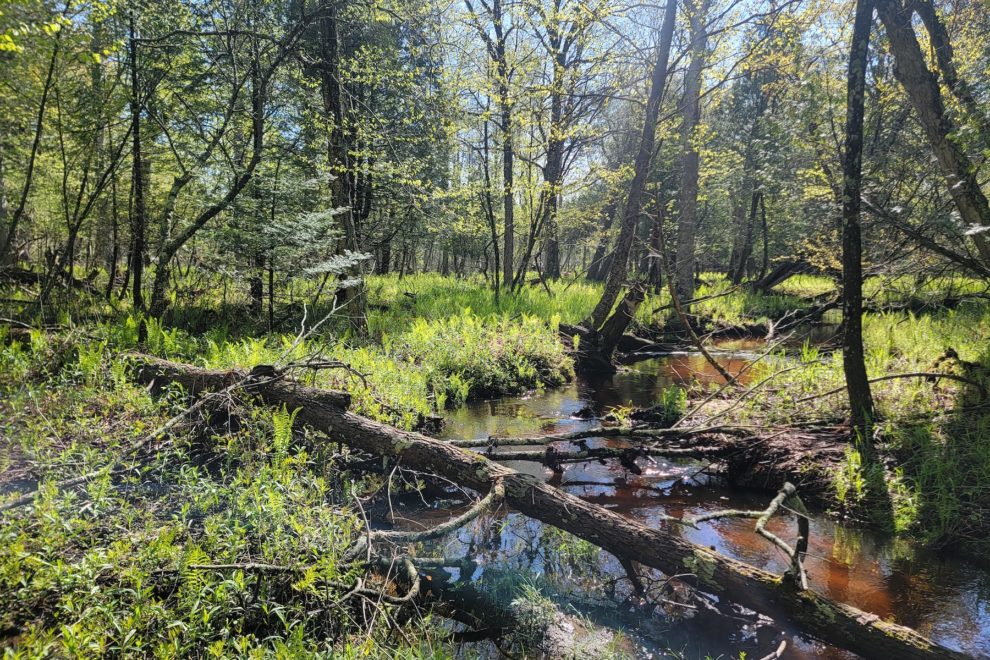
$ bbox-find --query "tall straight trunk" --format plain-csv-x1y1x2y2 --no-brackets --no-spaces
673,0,708,301
730,191,761,284
647,193,666,290
482,118,501,291
842,0,876,453
0,142,10,267
105,164,120,300
376,240,391,275
542,54,566,281
498,62,514,288
759,193,769,280
320,4,367,330
586,0,677,330
875,0,990,266
501,102,514,288
128,13,146,313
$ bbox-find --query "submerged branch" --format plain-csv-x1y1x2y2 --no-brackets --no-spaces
124,353,968,659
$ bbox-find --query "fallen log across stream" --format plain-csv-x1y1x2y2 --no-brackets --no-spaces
130,354,968,659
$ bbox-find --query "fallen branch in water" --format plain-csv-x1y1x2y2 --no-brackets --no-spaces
125,353,968,659
444,424,753,449
478,444,725,473
372,480,505,543
689,482,810,590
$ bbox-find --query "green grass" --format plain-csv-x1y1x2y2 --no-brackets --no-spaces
365,272,599,335
5,268,990,659
737,305,990,547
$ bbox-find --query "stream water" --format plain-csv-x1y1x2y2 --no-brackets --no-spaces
394,349,990,658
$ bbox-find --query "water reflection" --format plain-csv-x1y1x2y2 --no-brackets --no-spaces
410,353,990,658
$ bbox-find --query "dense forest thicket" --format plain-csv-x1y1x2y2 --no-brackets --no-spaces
3,0,990,657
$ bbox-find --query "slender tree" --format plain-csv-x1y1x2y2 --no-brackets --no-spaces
841,0,876,454
585,0,677,331
673,0,710,302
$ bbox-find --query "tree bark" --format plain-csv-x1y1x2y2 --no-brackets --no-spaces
319,4,367,332
130,354,968,660
585,0,677,329
875,0,990,266
910,0,990,146
586,198,617,282
673,0,709,302
730,191,760,284
128,13,147,315
842,0,876,453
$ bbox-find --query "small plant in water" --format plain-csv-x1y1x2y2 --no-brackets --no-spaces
657,385,687,427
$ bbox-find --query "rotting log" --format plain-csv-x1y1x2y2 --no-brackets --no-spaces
129,354,968,660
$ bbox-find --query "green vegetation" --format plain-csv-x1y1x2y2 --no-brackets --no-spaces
0,330,455,657
4,272,990,656
4,0,990,650
726,299,990,547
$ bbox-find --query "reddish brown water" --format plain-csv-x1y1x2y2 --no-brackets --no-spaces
394,352,990,659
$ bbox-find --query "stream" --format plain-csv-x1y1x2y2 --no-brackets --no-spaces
393,348,990,658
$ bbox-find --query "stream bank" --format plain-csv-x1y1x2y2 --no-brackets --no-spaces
385,350,990,658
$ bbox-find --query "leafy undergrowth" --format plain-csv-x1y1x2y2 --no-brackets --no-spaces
365,272,598,333
0,333,458,658
728,304,990,551
0,286,577,656
4,271,990,659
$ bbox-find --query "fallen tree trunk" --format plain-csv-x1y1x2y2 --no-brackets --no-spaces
457,424,846,503
130,354,966,659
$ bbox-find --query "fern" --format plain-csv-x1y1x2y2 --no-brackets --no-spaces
271,406,300,454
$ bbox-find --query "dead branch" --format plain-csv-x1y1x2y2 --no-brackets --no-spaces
689,483,809,589
125,353,968,659
795,371,988,403
446,424,753,449
372,480,505,543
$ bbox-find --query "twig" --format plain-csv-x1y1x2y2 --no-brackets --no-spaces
446,424,754,449
795,371,987,403
372,480,504,543
688,482,809,589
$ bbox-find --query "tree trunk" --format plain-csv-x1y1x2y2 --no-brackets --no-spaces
130,354,968,660
842,0,876,453
759,194,769,280
541,55,566,281
673,0,709,301
586,198,617,282
910,0,990,146
497,29,514,290
730,191,761,284
318,4,366,332
875,0,990,266
128,13,146,315
585,0,677,329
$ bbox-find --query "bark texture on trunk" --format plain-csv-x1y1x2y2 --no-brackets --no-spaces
842,0,876,447
131,353,966,660
673,0,709,302
876,0,990,266
586,0,677,330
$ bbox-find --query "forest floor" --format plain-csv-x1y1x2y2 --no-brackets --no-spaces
2,272,990,656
